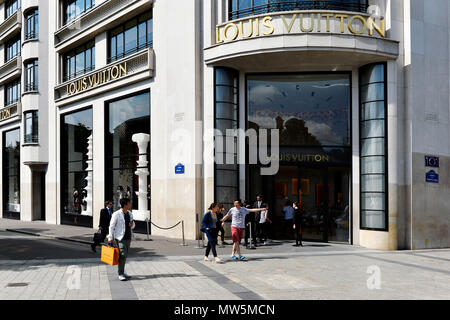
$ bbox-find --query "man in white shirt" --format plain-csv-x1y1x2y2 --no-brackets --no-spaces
221,200,267,261
108,198,135,281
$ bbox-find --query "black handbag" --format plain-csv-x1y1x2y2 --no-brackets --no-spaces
93,230,103,243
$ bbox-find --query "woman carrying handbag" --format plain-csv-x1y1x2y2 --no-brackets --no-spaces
201,203,223,263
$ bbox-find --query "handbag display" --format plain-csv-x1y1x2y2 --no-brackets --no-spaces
101,245,119,266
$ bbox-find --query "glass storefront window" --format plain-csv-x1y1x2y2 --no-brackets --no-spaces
61,108,93,227
3,128,20,219
247,73,351,243
360,63,387,230
248,73,351,147
215,68,239,210
105,91,150,230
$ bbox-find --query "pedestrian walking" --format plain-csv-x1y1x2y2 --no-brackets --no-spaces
258,203,272,244
216,203,228,245
91,200,113,252
221,199,267,261
282,200,295,240
108,198,135,281
201,202,223,263
293,202,304,246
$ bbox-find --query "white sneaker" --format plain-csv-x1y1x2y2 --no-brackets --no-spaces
119,275,127,281
123,273,131,279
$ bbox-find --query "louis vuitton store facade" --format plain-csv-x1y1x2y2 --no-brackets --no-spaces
203,0,450,251
1,0,450,251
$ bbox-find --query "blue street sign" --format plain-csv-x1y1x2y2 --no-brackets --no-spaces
175,163,185,174
426,170,439,183
425,156,439,168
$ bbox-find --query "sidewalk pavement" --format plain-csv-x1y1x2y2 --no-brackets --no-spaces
0,218,370,258
2,219,450,300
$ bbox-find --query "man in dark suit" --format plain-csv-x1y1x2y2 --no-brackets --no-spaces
253,195,264,243
91,201,113,252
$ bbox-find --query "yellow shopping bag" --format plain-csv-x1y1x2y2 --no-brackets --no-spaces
101,245,119,266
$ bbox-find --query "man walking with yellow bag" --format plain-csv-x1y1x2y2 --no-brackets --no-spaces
108,198,135,281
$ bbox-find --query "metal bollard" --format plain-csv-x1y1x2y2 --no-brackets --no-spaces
248,222,256,250
180,220,188,246
195,213,203,249
144,218,152,241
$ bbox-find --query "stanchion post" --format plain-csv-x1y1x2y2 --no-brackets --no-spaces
144,218,152,241
180,220,188,246
195,213,203,249
248,222,256,250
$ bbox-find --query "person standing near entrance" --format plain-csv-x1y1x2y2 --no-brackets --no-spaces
293,202,304,246
91,200,113,252
108,198,135,281
216,203,228,246
221,200,267,261
282,200,295,240
259,203,272,245
253,195,264,242
201,202,223,263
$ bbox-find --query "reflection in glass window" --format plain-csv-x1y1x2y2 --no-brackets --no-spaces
105,91,150,218
3,128,20,219
248,74,351,147
61,108,93,226
360,63,387,230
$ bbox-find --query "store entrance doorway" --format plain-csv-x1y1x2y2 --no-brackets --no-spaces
249,163,350,243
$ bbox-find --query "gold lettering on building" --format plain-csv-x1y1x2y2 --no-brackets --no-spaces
299,14,314,33
262,16,274,35
66,62,128,96
216,12,386,44
0,106,16,121
348,15,367,34
279,154,330,163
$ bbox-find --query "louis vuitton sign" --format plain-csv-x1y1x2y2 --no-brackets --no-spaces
66,62,128,96
216,12,385,44
0,104,18,122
